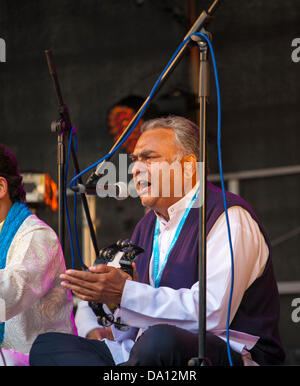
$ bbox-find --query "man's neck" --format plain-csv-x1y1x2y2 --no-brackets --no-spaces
155,181,199,222
155,195,187,221
155,207,170,222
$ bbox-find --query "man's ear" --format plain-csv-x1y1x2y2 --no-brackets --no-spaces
181,154,197,179
0,177,9,200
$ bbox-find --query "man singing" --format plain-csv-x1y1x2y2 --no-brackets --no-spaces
30,116,285,366
0,144,76,365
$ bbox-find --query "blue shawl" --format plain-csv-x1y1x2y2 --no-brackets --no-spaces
0,202,32,344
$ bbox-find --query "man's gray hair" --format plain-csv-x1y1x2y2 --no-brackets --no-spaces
140,115,200,160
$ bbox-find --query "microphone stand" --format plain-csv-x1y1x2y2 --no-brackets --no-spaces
81,0,221,367
188,30,212,367
45,49,99,258
61,0,221,365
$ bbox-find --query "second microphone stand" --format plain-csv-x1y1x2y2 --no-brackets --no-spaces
45,49,100,259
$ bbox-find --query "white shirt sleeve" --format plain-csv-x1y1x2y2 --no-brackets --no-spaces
75,301,102,337
118,207,269,334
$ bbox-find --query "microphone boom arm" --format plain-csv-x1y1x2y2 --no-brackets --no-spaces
85,0,222,186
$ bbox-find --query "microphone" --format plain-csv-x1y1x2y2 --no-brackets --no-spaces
71,181,137,200
70,160,112,195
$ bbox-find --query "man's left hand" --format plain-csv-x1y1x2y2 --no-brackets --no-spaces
60,264,132,305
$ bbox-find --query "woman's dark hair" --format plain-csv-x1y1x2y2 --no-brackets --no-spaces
0,144,26,202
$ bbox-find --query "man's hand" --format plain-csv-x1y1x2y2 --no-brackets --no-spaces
60,264,132,305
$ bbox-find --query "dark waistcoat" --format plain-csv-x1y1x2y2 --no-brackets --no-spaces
131,182,285,364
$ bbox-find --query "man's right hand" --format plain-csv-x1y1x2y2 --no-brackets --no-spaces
86,327,114,341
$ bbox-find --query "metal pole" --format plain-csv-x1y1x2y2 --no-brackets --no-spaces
188,32,211,367
198,38,208,363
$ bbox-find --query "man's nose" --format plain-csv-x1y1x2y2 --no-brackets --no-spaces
132,162,139,177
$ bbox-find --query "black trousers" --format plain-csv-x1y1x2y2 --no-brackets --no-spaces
29,325,244,366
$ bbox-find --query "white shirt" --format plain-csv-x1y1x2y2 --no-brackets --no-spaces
0,214,77,358
75,185,269,365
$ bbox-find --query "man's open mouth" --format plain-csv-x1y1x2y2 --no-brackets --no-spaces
137,180,152,195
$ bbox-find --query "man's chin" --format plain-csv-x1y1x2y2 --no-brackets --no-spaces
139,195,158,210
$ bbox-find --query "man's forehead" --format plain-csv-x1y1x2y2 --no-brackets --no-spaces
133,127,176,154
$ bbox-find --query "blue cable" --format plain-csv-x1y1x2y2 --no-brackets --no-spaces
65,128,85,268
73,135,84,266
193,32,235,366
65,127,76,269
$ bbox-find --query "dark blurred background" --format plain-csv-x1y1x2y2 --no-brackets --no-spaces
1,0,300,364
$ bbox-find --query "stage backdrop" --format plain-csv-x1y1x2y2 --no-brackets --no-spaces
1,0,300,364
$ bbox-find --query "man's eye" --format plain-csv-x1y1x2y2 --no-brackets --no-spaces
130,155,159,162
144,157,155,163
146,156,158,160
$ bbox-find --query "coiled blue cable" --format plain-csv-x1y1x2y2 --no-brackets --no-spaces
65,127,75,269
65,127,84,268
73,135,83,266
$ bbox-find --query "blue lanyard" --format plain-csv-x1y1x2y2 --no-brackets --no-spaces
152,188,199,288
